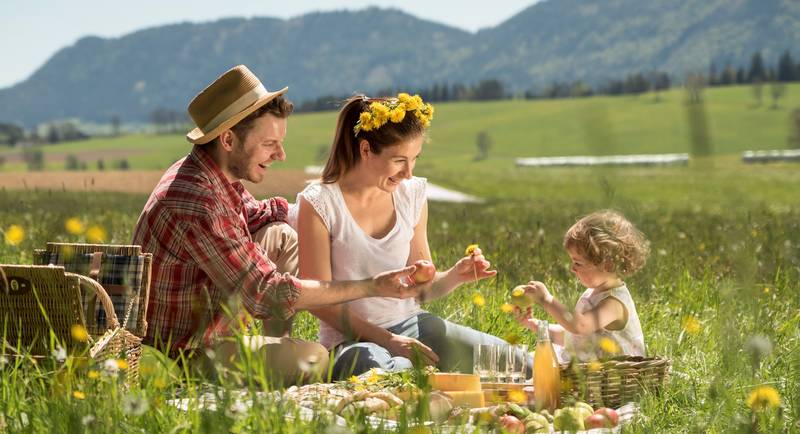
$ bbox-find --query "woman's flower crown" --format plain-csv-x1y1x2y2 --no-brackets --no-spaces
353,93,435,137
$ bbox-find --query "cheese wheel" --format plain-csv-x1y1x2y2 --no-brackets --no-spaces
429,373,481,392
442,391,486,408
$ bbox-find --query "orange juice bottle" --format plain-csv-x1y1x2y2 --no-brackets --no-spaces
533,320,561,411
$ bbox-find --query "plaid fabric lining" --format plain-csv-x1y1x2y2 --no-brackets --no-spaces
39,252,144,332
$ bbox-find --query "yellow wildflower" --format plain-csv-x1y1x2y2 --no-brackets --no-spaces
389,108,406,123
508,389,527,403
71,324,89,342
464,244,479,256
116,359,128,370
747,385,780,411
588,361,603,372
598,337,619,354
65,218,85,235
153,377,167,389
763,287,770,294
682,316,701,335
73,391,86,400
366,369,380,385
85,225,107,243
359,112,373,130
697,243,705,252
87,370,100,379
349,375,362,384
500,303,514,314
503,333,521,345
751,229,758,237
472,293,486,307
4,224,24,246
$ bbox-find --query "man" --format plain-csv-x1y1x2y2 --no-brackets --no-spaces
132,65,421,385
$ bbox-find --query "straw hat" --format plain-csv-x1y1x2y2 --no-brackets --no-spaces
186,65,288,144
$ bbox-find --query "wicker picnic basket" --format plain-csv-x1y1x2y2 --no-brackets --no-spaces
0,264,141,387
559,356,671,409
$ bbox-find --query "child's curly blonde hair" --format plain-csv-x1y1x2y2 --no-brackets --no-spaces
563,210,650,278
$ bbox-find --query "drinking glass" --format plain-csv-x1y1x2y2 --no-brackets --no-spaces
473,344,496,382
507,344,528,383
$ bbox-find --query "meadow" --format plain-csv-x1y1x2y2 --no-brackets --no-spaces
1,84,799,432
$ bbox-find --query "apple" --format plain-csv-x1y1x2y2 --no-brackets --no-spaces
406,260,436,285
498,414,525,434
510,285,535,308
593,407,619,427
585,413,612,429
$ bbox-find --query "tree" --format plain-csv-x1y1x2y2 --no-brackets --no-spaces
65,154,81,170
720,65,737,85
0,122,25,146
684,73,705,104
473,79,505,101
684,74,712,157
770,81,787,109
748,52,766,83
115,159,130,170
777,50,796,82
752,80,764,107
788,108,800,149
97,158,105,171
652,72,671,101
475,131,492,161
111,115,121,137
22,147,44,171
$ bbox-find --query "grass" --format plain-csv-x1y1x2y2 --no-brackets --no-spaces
1,83,799,172
1,154,798,431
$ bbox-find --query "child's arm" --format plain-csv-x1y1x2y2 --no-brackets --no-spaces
513,307,567,345
523,281,625,336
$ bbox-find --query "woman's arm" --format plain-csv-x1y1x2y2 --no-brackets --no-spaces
408,203,497,302
297,197,438,363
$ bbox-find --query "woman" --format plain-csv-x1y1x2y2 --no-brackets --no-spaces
295,93,524,378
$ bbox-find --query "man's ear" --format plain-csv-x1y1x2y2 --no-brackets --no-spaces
218,130,236,151
359,139,371,160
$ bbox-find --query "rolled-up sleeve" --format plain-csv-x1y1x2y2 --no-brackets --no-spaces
180,214,300,321
243,190,289,232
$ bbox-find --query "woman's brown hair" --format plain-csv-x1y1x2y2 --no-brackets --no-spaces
321,95,427,183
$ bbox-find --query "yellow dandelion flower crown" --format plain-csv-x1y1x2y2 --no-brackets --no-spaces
353,93,435,137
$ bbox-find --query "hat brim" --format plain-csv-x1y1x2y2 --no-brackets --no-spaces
186,86,289,145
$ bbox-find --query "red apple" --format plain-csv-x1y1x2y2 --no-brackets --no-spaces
593,407,619,426
585,414,612,429
498,414,525,434
409,260,436,284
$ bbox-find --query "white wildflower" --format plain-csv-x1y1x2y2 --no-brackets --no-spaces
122,394,149,416
52,346,67,363
103,359,120,374
81,415,96,426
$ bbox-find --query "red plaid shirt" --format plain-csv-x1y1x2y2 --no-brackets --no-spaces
132,146,300,353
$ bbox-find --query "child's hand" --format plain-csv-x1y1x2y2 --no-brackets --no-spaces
512,306,539,332
523,280,553,305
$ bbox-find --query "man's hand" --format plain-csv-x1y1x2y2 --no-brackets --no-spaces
368,265,430,299
452,247,497,284
383,334,439,366
524,280,553,305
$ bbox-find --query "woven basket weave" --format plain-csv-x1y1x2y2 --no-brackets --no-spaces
559,356,670,409
1,264,141,387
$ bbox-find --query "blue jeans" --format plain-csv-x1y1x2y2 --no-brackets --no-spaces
331,312,531,379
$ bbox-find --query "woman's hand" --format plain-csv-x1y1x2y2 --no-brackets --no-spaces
450,247,497,284
513,306,539,332
384,334,439,366
523,280,553,305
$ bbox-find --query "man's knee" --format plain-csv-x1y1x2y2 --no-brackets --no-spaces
253,222,298,275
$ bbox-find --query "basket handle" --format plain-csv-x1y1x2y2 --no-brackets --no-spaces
69,272,120,330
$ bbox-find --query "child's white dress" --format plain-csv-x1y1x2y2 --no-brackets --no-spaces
560,284,646,362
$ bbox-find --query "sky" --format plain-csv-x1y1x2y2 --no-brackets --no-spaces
0,0,538,89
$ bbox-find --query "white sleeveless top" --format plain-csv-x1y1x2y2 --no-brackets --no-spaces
562,284,646,362
293,177,427,348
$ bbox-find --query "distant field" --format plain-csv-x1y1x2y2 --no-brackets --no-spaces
1,84,798,176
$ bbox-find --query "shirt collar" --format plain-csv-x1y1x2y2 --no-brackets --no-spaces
190,145,246,210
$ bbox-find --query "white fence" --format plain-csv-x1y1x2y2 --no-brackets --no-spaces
742,149,800,163
516,153,689,167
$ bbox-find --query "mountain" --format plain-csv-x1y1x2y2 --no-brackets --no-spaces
1,0,799,126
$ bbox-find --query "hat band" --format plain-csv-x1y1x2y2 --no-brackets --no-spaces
202,84,269,133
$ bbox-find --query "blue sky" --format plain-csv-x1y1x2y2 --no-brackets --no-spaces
0,0,537,89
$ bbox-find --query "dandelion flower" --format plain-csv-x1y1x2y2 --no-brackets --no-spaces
72,391,86,400
366,369,380,385
116,359,128,370
464,244,479,256
87,370,100,379
763,287,770,294
500,303,514,314
588,361,603,372
103,359,120,374
153,377,167,389
508,389,526,403
4,225,24,246
682,316,701,335
81,415,95,426
71,324,89,342
85,225,107,243
65,218,85,235
52,346,67,363
747,385,780,411
598,337,620,354
349,375,362,384
122,394,149,416
472,293,486,307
